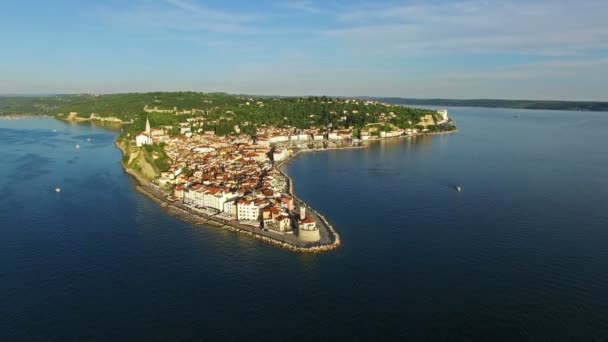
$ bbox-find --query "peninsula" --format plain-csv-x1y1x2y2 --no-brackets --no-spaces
2,92,457,252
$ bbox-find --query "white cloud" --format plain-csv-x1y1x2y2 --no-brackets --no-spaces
97,0,267,36
282,1,322,13
328,0,608,56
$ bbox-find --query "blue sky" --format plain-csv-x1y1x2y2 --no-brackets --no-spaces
1,0,607,100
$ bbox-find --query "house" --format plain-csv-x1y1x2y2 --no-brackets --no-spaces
184,185,206,206
380,130,403,138
223,200,237,217
328,132,341,140
257,139,270,147
437,109,449,124
193,146,215,154
299,217,316,230
174,186,185,200
269,135,289,143
237,199,261,221
275,215,291,232
280,195,294,211
273,149,287,161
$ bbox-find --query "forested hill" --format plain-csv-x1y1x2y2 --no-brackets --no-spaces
371,97,608,112
0,92,447,136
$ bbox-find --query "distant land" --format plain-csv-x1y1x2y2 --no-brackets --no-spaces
2,94,607,114
366,97,608,112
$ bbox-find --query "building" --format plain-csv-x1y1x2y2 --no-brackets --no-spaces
437,109,449,124
328,132,341,140
135,117,153,146
224,200,237,217
202,188,236,212
280,195,294,211
237,199,261,221
274,215,291,232
297,206,320,242
273,149,287,161
270,135,289,143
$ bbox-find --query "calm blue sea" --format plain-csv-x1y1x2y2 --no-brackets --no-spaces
1,108,608,341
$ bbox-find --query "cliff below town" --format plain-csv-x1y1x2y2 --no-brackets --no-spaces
117,139,162,182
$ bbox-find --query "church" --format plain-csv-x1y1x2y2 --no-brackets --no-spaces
135,117,153,147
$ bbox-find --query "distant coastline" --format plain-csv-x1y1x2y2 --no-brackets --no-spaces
370,97,608,112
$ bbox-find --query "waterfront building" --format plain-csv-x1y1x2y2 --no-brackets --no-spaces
237,199,261,221
437,109,449,124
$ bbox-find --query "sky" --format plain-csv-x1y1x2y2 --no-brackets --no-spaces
1,0,607,100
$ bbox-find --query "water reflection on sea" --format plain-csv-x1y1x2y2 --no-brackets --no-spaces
2,110,608,341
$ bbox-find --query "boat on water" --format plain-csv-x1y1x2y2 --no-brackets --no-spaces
55,188,61,193
87,138,92,142
456,186,462,192
76,144,80,149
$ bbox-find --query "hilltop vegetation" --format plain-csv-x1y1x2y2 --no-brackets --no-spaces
1,92,445,137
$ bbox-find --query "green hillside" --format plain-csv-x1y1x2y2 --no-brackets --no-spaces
1,92,445,137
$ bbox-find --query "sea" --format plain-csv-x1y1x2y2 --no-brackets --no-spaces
1,108,607,341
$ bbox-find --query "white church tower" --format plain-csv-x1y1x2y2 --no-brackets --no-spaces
135,116,153,147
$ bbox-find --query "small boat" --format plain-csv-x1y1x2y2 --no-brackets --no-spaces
456,186,462,192
87,138,92,142
75,144,80,149
55,187,61,193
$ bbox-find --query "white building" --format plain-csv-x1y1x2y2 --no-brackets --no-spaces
193,146,215,154
270,135,289,143
328,132,341,140
204,189,237,212
273,149,287,161
184,187,205,206
237,199,261,221
224,200,237,217
135,117,153,146
380,130,403,138
437,109,449,124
